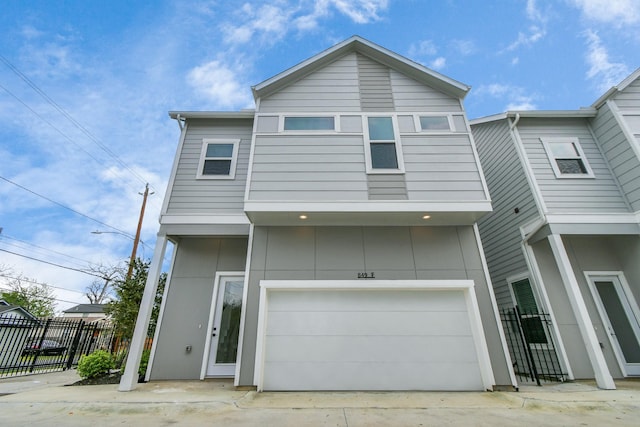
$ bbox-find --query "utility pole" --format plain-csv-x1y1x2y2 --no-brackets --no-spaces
126,183,152,281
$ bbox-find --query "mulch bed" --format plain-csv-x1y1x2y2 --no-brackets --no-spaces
68,372,122,386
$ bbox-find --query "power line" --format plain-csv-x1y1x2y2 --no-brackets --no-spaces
0,234,94,268
0,284,86,306
0,248,106,280
0,175,135,238
0,274,88,296
0,54,156,194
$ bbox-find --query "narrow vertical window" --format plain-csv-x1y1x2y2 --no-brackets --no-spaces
366,117,403,172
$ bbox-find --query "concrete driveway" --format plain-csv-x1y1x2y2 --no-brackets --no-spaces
1,371,639,426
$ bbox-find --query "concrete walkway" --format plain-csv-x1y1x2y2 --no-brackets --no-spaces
1,371,639,426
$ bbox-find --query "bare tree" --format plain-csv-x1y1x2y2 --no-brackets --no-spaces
84,263,122,304
1,274,56,317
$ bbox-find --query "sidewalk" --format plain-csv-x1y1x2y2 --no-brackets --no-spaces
1,371,639,426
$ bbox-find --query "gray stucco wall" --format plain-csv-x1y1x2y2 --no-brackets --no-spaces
237,225,513,387
149,237,248,380
532,234,640,379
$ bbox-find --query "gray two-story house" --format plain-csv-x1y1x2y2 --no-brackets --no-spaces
119,36,515,392
471,69,640,390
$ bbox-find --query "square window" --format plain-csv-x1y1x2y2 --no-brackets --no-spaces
541,138,594,178
368,117,395,140
284,116,335,130
419,116,450,131
370,142,398,169
197,140,239,179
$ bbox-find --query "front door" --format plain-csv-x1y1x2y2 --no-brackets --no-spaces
206,275,244,377
587,274,640,376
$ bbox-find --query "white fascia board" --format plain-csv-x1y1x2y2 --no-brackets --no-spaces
168,111,256,120
545,213,639,224
260,279,474,291
470,110,597,125
244,200,492,213
160,214,251,225
592,67,640,108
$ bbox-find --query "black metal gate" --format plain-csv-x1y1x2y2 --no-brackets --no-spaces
500,306,567,385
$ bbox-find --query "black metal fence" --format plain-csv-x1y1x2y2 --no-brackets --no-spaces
0,315,122,378
500,306,567,385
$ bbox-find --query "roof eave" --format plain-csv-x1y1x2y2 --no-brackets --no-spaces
471,109,597,125
168,111,255,120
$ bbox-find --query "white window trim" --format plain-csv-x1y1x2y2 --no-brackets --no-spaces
506,272,554,350
415,114,454,133
279,114,339,133
197,139,240,180
363,114,405,174
541,137,595,179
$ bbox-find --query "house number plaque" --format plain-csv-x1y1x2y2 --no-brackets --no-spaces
357,272,375,279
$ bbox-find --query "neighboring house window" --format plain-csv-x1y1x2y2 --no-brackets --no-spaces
365,116,404,173
197,139,240,179
509,275,548,345
418,115,451,131
541,138,594,178
283,116,335,131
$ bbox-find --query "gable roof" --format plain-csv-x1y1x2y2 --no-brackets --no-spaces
592,67,640,108
0,304,38,321
252,35,470,101
63,304,106,314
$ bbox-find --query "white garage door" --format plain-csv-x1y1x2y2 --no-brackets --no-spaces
256,281,490,391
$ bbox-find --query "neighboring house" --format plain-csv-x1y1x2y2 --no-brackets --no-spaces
62,304,108,323
471,68,640,390
120,36,516,392
0,299,38,321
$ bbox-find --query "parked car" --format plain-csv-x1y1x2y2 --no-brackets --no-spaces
22,339,67,356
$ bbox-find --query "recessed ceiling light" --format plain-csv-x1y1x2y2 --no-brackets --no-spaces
299,214,308,220
422,215,431,220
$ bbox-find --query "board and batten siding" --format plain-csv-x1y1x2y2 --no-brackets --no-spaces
472,120,539,308
258,53,361,113
591,103,640,211
518,118,630,214
165,119,252,214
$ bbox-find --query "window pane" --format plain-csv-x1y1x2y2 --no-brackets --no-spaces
420,116,450,130
368,117,395,140
284,117,334,130
203,159,231,175
556,159,587,174
512,278,538,313
549,142,579,158
206,143,234,158
371,142,398,169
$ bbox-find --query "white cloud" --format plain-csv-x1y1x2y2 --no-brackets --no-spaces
451,39,476,56
187,60,253,108
583,30,630,92
221,3,292,45
409,40,437,57
505,0,548,51
569,0,640,26
475,83,538,111
430,57,446,70
329,0,388,23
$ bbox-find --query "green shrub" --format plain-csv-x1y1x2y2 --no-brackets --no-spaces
138,349,150,377
77,350,115,379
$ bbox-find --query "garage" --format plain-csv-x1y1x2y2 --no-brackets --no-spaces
255,280,495,391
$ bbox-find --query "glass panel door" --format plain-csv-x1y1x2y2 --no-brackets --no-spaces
207,276,244,377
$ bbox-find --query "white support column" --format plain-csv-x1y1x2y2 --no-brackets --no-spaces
118,234,168,392
547,234,616,390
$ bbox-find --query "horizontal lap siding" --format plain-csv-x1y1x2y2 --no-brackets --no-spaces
613,78,640,110
402,134,487,201
166,120,252,214
472,120,538,308
259,53,360,113
391,70,462,112
518,118,629,213
593,100,640,210
249,135,368,201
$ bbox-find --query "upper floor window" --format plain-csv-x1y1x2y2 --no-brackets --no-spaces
419,115,451,131
197,139,239,179
541,138,594,178
364,116,404,173
283,116,335,131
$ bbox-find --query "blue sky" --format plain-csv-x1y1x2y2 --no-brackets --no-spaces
0,0,638,311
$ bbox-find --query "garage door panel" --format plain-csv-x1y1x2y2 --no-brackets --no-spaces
265,335,479,363
263,361,484,391
266,310,473,336
267,290,466,312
